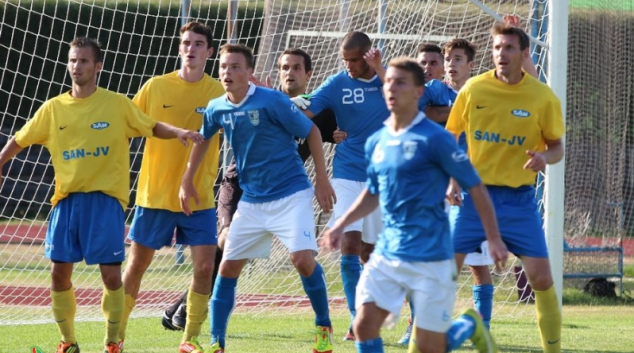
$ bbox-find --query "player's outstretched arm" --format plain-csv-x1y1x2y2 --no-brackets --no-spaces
0,137,25,188
179,139,212,216
153,122,204,146
306,124,336,213
322,188,378,251
466,183,508,269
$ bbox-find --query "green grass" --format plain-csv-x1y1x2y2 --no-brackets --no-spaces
5,305,634,353
570,0,634,12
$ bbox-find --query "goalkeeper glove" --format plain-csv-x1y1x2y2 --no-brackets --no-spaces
291,95,311,110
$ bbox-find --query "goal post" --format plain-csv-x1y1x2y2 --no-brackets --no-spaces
545,0,568,307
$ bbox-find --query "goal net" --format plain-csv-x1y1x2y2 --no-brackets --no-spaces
0,0,622,326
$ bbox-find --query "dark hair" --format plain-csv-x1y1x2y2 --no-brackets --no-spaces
69,37,103,62
219,43,255,68
417,43,442,55
443,38,477,62
341,31,372,52
388,57,426,87
279,48,312,72
180,22,214,49
491,23,530,51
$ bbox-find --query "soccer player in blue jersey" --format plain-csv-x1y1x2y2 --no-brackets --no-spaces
323,57,508,353
0,37,202,353
160,47,339,332
417,43,445,82
116,22,225,353
293,31,389,341
446,23,564,353
179,43,336,353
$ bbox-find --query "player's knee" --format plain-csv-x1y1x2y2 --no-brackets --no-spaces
101,271,122,290
527,272,553,291
352,314,380,340
218,260,243,278
360,243,374,264
341,231,362,255
127,243,155,273
470,265,492,284
417,340,443,353
290,252,316,277
193,259,214,281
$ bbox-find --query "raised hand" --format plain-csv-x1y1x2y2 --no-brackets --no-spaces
249,74,272,88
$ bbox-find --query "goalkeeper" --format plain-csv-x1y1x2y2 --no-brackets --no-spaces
161,47,342,332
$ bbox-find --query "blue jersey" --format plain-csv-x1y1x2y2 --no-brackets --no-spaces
365,113,481,262
418,79,458,109
201,85,312,203
309,71,389,181
418,79,466,149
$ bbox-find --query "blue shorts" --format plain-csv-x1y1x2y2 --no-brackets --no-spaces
128,206,217,250
450,185,548,258
45,192,125,265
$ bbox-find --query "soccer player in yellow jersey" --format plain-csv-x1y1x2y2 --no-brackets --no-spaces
446,22,564,353
0,37,202,353
115,22,224,353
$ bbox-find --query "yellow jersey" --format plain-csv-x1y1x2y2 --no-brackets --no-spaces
446,70,564,187
133,71,224,212
15,88,157,209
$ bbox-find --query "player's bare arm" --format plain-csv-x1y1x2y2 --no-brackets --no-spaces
466,183,508,269
322,188,379,251
0,137,25,188
524,138,564,172
179,138,212,215
425,105,452,123
152,122,204,146
306,124,336,213
363,48,385,82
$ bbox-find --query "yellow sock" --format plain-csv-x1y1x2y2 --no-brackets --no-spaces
182,289,209,342
118,294,136,341
534,285,562,353
407,318,421,353
102,286,125,345
51,287,77,344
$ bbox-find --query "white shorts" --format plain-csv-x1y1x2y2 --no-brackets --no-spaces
356,254,457,333
223,188,318,260
327,178,382,244
463,241,494,266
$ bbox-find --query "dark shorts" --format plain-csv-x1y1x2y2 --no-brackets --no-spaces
217,161,242,234
450,185,548,258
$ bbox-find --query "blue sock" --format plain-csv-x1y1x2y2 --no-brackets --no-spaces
446,315,476,351
341,255,361,322
210,276,238,348
473,284,494,330
355,337,384,353
408,294,415,322
300,262,331,327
